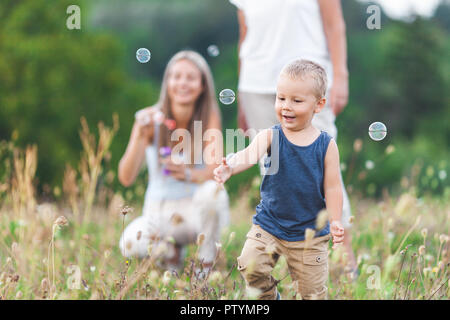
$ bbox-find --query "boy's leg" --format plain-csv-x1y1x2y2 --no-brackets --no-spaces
285,234,331,300
237,224,281,300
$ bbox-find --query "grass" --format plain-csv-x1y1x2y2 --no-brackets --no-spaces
0,119,448,300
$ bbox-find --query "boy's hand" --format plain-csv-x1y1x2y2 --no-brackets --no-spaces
213,158,232,185
330,220,344,249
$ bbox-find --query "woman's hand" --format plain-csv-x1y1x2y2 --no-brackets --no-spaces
160,157,189,181
134,106,159,139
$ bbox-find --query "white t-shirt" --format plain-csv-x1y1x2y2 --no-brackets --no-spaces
230,0,333,94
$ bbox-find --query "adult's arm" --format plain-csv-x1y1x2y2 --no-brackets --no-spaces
236,9,249,132
318,0,349,116
118,107,156,187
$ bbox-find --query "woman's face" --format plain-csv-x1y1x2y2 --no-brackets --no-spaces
167,59,204,106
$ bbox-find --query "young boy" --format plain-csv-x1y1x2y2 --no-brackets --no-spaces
214,59,344,300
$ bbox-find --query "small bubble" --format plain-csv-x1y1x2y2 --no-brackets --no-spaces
136,48,151,63
219,89,235,105
368,122,387,141
207,45,220,57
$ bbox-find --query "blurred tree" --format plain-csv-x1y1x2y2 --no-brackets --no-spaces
0,0,155,188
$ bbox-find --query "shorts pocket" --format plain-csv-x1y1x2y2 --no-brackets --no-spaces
303,251,328,266
246,225,273,245
237,256,246,272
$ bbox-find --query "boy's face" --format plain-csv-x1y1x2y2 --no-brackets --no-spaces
275,74,326,132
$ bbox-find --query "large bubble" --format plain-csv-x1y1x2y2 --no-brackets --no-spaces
368,122,387,141
136,48,151,63
207,45,220,57
219,89,235,105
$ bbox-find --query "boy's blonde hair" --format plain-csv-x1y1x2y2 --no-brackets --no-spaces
280,59,328,99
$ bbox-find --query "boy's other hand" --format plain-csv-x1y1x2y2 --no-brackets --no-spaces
213,158,232,185
330,220,344,249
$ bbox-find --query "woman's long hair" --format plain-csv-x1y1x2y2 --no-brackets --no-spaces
155,50,220,166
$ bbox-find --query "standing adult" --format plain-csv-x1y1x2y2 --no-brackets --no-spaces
230,0,357,274
118,50,230,275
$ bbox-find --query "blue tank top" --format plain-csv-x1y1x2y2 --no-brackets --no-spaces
253,124,332,241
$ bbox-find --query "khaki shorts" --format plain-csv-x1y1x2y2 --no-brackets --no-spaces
237,224,331,300
238,91,352,228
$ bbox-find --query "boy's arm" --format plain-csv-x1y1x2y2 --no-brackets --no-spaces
324,139,344,246
227,128,273,175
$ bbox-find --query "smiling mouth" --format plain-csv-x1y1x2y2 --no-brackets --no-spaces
282,115,295,120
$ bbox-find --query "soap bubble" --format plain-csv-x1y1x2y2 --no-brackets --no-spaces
207,45,220,57
134,109,151,126
153,110,164,125
136,48,151,63
219,89,235,105
368,122,387,141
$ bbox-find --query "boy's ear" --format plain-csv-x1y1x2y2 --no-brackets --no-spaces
314,97,326,113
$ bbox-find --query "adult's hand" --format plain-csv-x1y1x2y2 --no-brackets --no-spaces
329,72,349,116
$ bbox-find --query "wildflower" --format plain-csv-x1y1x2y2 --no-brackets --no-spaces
148,270,159,283
228,231,235,244
365,160,375,170
208,271,223,284
165,236,176,244
120,206,133,216
170,213,184,225
251,176,262,188
162,270,172,285
423,267,432,277
90,266,96,272
54,216,68,227
305,228,315,242
439,234,449,244
432,267,439,273
353,139,363,153
197,233,205,247
421,228,428,238
438,170,447,180
418,245,426,256
245,286,262,299
41,278,50,291
265,243,276,255
394,193,416,217
215,242,222,250
315,210,328,230
385,145,395,155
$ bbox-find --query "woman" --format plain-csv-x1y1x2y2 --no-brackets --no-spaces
118,50,229,274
